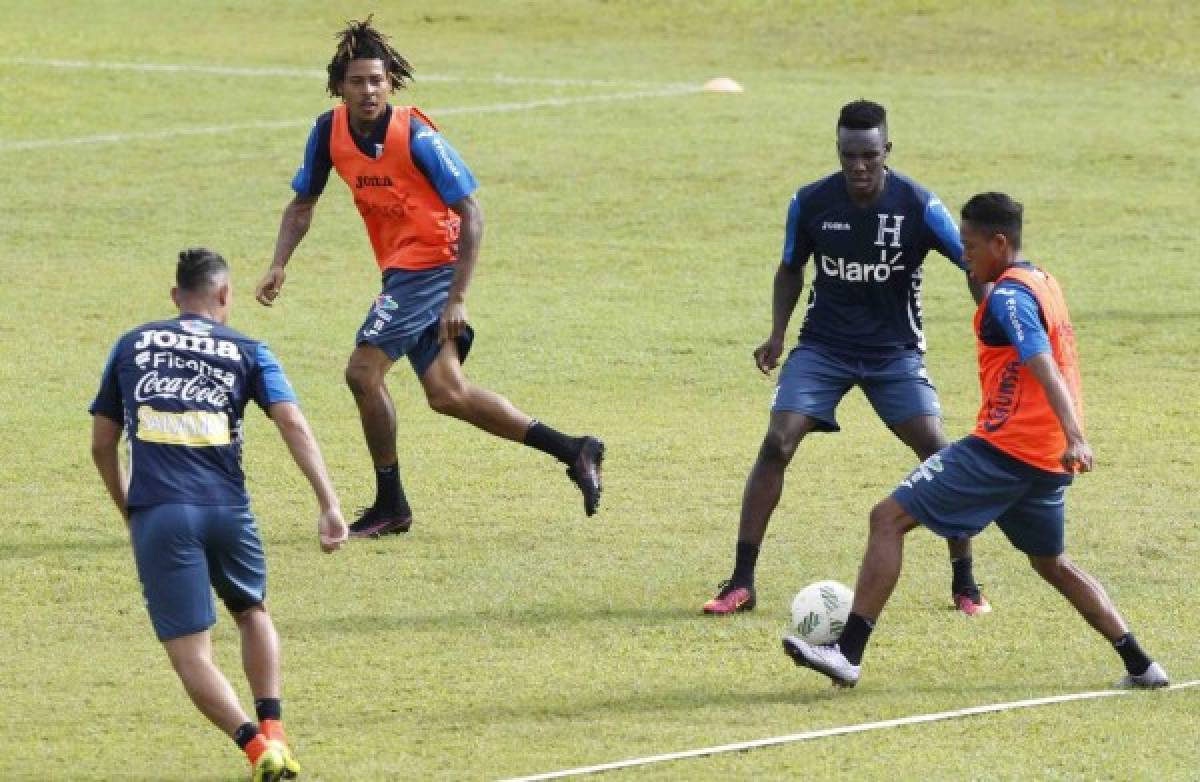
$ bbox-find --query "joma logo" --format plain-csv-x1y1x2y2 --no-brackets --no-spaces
355,175,395,188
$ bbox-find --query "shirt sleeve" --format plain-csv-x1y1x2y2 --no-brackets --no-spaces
250,343,299,412
781,192,813,268
88,340,124,422
923,195,966,270
290,113,334,197
409,115,478,206
987,282,1051,362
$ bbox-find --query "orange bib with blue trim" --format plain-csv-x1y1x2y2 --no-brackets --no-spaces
973,265,1083,473
329,104,460,272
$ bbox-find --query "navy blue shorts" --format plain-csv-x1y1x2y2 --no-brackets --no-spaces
357,266,474,376
892,436,1074,556
130,503,267,641
772,342,941,431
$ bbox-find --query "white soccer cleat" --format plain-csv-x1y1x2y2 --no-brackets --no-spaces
1116,661,1169,689
782,635,861,688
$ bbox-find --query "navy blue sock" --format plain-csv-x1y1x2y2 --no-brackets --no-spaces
730,542,760,587
254,698,282,723
1113,633,1152,676
374,463,409,514
951,556,977,594
523,420,581,464
233,722,260,750
836,612,875,665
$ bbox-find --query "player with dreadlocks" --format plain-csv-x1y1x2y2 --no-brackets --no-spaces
256,17,604,539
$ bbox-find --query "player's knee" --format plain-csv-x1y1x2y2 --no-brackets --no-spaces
344,362,378,397
162,633,213,671
868,500,905,538
912,440,946,461
229,601,267,623
1029,553,1069,584
895,416,949,460
426,384,466,417
758,430,800,466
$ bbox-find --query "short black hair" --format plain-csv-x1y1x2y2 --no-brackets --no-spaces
327,15,414,97
837,99,887,133
176,247,228,292
961,192,1024,252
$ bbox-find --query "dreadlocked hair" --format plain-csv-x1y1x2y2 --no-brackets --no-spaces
326,15,414,97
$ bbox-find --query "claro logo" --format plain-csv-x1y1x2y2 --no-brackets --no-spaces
820,254,905,282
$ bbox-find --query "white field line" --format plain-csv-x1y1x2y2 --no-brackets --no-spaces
0,57,694,89
0,85,701,152
499,679,1200,781
0,119,311,152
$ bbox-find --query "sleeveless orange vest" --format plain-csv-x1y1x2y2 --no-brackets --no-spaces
329,104,460,272
972,265,1083,473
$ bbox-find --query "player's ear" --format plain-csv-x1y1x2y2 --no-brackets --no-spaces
170,286,182,309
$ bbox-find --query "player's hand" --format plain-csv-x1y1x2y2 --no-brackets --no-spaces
438,298,469,343
255,266,287,306
753,337,785,375
317,506,348,552
1061,439,1094,474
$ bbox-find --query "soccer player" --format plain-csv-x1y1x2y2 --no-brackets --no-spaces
90,248,349,781
255,17,603,537
703,100,991,616
782,193,1169,689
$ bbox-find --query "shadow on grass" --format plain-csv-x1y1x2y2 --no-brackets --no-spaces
284,603,703,633
440,676,1029,726
0,537,129,560
481,681,842,719
442,676,1077,728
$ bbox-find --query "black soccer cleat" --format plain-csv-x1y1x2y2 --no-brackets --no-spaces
566,436,605,516
348,505,413,538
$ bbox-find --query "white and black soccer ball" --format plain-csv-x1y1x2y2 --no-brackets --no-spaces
790,580,853,644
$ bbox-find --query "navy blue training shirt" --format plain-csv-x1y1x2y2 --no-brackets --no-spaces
781,169,966,355
89,315,297,510
291,105,477,205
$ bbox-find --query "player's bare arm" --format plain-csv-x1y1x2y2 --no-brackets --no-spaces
90,414,129,524
1024,351,1093,473
439,194,484,343
256,194,320,306
755,262,805,374
269,401,348,551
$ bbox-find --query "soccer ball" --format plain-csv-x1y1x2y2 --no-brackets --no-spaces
790,580,853,644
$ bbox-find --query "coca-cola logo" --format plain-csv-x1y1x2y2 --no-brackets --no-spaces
134,371,231,407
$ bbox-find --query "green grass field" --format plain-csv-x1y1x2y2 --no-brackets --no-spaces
2,1,1197,779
